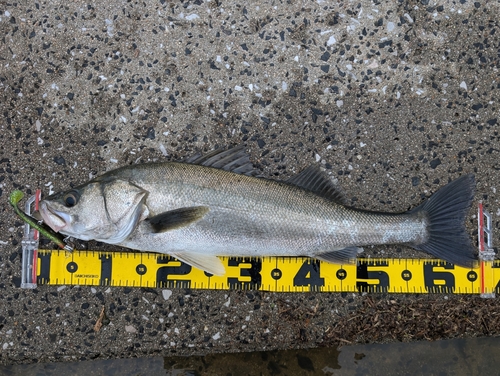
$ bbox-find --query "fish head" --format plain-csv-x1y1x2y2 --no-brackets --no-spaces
39,178,149,244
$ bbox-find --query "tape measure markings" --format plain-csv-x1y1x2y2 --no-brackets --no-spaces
32,249,499,294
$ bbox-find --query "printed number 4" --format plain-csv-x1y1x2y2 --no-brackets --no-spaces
293,260,325,288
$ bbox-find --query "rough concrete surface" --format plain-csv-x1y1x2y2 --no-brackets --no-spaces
1,0,499,366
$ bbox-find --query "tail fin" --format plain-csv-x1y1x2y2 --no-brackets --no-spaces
411,174,477,267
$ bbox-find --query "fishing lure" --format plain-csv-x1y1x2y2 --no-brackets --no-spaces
9,190,74,252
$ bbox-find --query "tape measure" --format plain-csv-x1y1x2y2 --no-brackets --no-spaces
31,250,497,295
20,192,497,296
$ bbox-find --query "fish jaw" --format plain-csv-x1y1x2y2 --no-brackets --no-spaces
39,201,72,233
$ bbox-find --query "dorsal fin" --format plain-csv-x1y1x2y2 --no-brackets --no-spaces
185,145,259,176
287,165,345,204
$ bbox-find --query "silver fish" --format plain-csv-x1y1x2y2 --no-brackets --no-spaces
38,146,477,275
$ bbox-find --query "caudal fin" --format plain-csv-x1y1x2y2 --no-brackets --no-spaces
411,174,477,267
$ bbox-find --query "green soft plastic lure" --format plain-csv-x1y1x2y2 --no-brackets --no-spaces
9,190,73,252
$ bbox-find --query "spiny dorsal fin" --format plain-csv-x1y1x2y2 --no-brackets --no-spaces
287,165,345,204
185,145,259,176
147,206,209,233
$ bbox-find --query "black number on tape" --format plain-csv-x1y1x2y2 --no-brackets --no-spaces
356,261,390,293
293,260,325,291
99,254,112,285
227,257,262,290
156,256,192,288
423,261,455,293
37,252,52,284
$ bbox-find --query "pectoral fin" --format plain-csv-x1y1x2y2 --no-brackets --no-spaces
316,247,364,264
148,206,209,233
170,252,226,276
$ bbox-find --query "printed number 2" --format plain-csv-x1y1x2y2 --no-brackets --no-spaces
156,257,192,288
293,260,325,290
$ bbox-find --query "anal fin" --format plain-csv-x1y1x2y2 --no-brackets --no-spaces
316,247,364,264
170,252,226,276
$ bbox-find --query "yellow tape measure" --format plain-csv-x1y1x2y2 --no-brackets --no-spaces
35,250,499,294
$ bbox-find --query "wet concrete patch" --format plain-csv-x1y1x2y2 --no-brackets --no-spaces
2,336,499,375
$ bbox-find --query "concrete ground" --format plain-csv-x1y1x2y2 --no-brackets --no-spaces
1,0,499,365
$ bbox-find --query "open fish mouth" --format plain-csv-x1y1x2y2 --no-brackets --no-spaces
38,201,71,233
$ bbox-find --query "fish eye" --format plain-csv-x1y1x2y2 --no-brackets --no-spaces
63,191,80,207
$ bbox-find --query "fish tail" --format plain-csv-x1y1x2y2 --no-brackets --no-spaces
411,174,477,267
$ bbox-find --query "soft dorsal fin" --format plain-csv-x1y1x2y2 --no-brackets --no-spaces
185,145,259,176
287,165,345,204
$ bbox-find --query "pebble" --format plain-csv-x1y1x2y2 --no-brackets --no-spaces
162,290,172,301
125,325,137,333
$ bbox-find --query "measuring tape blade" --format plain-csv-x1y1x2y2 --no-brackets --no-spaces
34,250,496,294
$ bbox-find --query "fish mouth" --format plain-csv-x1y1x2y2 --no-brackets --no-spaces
39,201,71,233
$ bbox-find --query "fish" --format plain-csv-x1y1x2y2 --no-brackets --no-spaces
37,146,477,275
